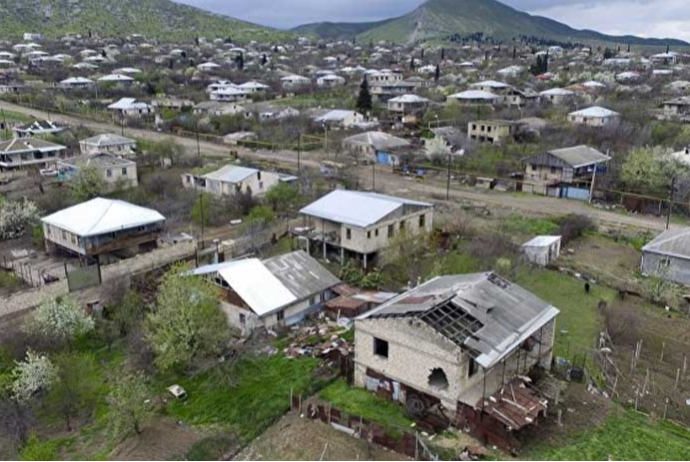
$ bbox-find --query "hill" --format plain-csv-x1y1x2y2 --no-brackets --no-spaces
296,0,688,48
292,19,394,41
0,0,289,43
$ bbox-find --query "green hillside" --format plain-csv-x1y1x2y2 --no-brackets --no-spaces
0,0,290,43
292,19,394,41
299,0,688,48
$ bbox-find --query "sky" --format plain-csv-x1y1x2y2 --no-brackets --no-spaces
178,0,690,41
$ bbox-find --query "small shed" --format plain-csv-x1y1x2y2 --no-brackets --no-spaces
522,236,561,266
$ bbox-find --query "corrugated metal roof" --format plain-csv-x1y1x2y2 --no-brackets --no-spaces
642,227,690,259
342,131,409,151
203,165,258,183
300,190,432,228
218,259,297,316
547,145,610,168
41,198,165,237
360,273,559,369
264,250,340,301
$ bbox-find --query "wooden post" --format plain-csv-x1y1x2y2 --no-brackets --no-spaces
557,409,563,427
663,398,669,420
290,387,294,410
675,368,681,389
660,342,665,363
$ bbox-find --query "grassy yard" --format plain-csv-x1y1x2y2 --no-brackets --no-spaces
526,409,690,460
166,355,321,443
515,268,616,357
318,379,414,435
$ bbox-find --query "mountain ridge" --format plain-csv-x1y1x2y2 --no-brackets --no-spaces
0,0,289,43
294,0,688,47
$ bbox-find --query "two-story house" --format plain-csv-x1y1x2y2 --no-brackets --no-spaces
298,190,433,268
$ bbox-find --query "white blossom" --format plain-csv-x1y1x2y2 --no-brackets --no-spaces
11,350,57,403
0,198,40,240
31,296,95,342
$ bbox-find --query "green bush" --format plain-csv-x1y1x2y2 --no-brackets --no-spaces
20,434,60,461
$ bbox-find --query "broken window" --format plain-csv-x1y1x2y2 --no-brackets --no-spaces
428,368,449,390
468,357,478,378
373,337,389,358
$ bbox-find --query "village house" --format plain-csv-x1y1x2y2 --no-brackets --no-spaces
353,272,558,452
467,120,521,145
314,110,365,129
342,131,410,165
0,138,67,170
298,190,433,268
189,250,340,335
210,87,249,102
79,133,137,156
662,97,690,120
539,88,575,105
640,228,690,285
522,145,610,199
41,197,165,262
193,101,245,117
423,127,467,158
387,94,430,124
447,90,499,106
281,74,311,90
59,77,95,90
56,153,138,190
182,164,287,198
567,106,620,127
107,98,154,119
13,120,65,138
98,74,135,87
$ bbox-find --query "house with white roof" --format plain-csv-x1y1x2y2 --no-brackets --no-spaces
317,74,346,87
189,250,340,335
298,190,433,268
60,77,95,90
447,90,499,106
210,87,248,102
387,94,430,123
80,133,137,156
314,110,365,129
98,74,135,86
281,74,311,90
41,198,165,261
0,138,67,170
342,131,410,165
13,120,65,138
56,153,138,190
567,106,620,128
182,164,287,198
107,98,154,119
539,88,574,105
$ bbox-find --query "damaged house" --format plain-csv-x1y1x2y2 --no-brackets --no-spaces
190,250,340,335
354,272,559,452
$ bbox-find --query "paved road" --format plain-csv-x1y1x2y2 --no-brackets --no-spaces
1,101,671,232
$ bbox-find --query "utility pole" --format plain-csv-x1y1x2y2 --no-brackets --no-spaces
666,176,676,230
446,153,452,200
199,191,205,244
588,163,597,204
196,123,202,167
372,162,376,191
297,132,302,176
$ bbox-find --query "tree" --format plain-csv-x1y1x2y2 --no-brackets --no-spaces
246,205,275,226
191,193,212,229
145,265,229,371
235,52,244,70
30,296,95,346
44,353,98,431
70,165,105,201
0,198,40,240
106,371,152,440
111,290,143,336
356,78,372,115
11,351,57,404
265,182,298,212
621,146,687,195
434,64,441,82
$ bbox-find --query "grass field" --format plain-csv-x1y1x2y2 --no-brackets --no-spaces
526,408,690,460
516,268,616,357
318,379,414,435
166,355,321,443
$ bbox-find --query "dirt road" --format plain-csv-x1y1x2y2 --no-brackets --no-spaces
1,101,671,232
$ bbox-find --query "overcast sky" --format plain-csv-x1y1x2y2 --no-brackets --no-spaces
177,0,690,41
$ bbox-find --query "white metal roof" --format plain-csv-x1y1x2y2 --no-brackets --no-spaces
300,190,431,228
449,90,499,100
218,259,297,316
41,198,165,237
522,236,561,248
203,165,258,183
569,106,619,118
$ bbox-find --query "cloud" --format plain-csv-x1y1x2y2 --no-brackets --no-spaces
177,0,690,40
